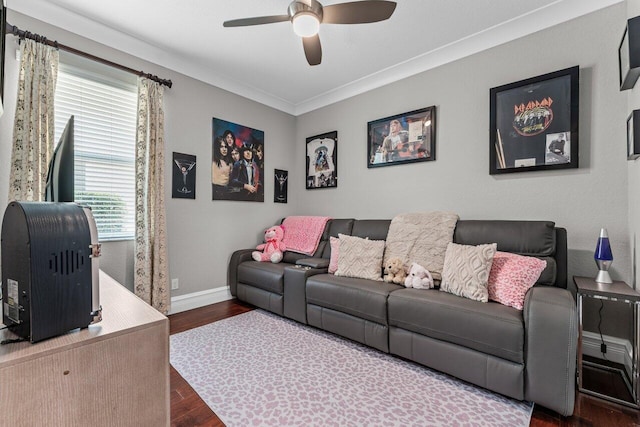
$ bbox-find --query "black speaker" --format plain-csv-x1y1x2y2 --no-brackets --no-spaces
1,202,100,343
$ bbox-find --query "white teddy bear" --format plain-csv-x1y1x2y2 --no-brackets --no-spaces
404,262,435,289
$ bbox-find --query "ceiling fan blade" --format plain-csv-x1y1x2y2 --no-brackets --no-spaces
223,15,290,27
322,1,397,24
302,35,322,66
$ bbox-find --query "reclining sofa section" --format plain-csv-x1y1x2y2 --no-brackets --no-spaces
228,219,577,417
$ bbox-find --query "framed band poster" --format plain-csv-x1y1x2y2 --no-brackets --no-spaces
306,131,337,189
489,66,579,175
367,106,436,168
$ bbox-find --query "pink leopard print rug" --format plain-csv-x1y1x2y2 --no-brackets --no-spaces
170,310,533,427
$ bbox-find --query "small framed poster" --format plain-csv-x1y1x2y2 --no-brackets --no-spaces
274,169,288,203
172,152,196,199
627,110,640,160
619,16,640,91
306,131,337,189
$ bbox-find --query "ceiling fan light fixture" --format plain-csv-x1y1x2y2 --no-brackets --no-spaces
224,0,397,65
292,12,320,37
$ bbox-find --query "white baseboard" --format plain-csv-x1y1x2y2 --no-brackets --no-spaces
582,331,633,375
169,286,233,314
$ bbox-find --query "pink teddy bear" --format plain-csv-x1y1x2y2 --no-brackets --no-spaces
252,225,287,263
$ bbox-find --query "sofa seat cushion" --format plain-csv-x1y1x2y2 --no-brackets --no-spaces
306,274,403,325
237,261,288,294
388,288,525,363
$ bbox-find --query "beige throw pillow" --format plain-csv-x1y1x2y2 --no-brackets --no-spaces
335,234,385,281
440,242,497,302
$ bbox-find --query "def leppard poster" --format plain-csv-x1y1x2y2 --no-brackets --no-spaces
489,66,579,174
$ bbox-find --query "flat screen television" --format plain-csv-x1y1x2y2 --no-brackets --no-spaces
45,115,74,202
1,0,6,110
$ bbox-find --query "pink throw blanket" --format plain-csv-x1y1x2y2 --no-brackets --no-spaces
282,216,331,256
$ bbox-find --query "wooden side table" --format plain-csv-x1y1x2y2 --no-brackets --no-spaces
574,276,640,408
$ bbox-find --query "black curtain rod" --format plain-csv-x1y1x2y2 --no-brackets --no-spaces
5,23,173,88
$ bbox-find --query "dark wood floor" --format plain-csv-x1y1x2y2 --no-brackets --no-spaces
168,299,640,427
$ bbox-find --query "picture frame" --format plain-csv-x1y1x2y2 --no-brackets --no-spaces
172,152,196,199
306,131,337,189
489,66,579,175
367,106,436,168
628,110,640,160
212,117,264,202
274,169,288,203
619,16,640,91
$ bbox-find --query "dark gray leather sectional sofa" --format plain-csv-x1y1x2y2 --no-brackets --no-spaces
228,218,577,416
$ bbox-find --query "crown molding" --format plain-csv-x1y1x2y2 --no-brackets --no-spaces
293,0,622,115
8,1,298,114
9,0,622,116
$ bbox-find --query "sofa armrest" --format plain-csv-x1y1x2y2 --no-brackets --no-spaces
296,258,330,269
283,266,327,324
228,249,255,296
523,286,577,416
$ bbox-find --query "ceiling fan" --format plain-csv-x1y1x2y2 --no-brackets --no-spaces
223,0,397,66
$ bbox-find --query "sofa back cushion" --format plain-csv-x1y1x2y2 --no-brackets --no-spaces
454,220,561,288
454,220,556,256
281,218,564,288
351,219,391,241
321,219,355,258
536,257,557,285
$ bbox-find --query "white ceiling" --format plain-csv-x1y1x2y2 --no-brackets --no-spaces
9,0,621,115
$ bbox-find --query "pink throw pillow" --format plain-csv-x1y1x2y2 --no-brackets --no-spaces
328,236,340,274
488,252,547,310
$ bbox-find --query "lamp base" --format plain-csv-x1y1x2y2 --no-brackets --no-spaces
595,270,613,284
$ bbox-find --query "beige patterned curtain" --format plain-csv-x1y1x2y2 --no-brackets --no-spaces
8,39,59,202
134,77,170,314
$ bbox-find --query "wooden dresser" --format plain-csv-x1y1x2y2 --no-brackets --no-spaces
0,271,169,426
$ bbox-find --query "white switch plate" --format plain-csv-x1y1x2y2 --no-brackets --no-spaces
171,278,179,290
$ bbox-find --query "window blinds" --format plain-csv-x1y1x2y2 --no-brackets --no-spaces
54,62,138,241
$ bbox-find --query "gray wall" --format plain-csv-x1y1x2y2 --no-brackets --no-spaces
293,4,631,336
0,11,298,296
295,3,629,287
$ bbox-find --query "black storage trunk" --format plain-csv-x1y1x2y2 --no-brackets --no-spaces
1,202,93,343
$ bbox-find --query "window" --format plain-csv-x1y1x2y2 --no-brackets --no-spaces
54,54,138,241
